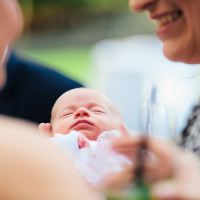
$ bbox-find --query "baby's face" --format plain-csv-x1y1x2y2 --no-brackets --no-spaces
51,89,122,140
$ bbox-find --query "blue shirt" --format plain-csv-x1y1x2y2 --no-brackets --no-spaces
0,52,83,123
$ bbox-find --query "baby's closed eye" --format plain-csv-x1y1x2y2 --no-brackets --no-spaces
60,110,74,118
91,107,105,114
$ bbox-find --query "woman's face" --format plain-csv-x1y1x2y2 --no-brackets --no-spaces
129,0,200,64
0,0,23,50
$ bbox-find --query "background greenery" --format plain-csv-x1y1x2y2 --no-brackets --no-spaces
19,0,128,32
19,47,92,86
20,0,127,8
17,0,153,86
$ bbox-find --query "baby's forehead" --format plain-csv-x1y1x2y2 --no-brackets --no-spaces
55,90,112,110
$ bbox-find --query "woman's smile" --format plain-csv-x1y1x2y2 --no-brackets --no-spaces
151,9,184,40
129,0,200,63
152,10,182,29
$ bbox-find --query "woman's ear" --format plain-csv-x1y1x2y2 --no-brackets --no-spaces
38,123,52,136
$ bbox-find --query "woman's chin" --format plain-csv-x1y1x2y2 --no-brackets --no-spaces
163,43,200,64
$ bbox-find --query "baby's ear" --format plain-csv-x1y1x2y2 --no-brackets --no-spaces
38,123,52,136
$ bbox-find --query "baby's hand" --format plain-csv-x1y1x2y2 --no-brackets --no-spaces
78,135,89,149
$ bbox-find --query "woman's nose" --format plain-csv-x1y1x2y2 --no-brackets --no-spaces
129,0,157,12
75,107,90,118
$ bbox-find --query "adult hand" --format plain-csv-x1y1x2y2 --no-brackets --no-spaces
111,135,141,160
147,139,200,200
112,136,200,200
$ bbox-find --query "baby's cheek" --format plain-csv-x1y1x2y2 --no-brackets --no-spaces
54,122,70,134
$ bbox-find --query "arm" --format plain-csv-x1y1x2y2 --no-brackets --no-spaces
0,116,99,200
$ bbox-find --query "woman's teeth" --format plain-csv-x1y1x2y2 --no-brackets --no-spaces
155,11,182,28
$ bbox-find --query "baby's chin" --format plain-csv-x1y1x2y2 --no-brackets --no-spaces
52,129,99,141
77,129,99,141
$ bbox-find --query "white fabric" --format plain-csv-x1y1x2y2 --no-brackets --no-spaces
50,130,131,186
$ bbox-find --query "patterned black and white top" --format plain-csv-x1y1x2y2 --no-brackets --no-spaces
181,104,200,158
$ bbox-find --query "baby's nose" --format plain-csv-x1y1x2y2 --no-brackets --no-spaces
75,107,90,118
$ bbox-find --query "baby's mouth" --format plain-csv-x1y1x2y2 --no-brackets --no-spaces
71,120,94,130
154,10,183,28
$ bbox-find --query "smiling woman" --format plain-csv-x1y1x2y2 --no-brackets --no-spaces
110,0,200,199
129,0,200,64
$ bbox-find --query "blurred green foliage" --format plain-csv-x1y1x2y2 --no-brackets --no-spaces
32,0,87,7
19,0,127,10
19,0,128,31
19,47,93,86
85,0,127,10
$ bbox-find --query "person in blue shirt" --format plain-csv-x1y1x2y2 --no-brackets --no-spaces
0,52,83,123
0,0,83,124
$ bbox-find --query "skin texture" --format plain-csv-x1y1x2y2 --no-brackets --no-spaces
39,88,127,140
0,0,23,88
129,0,200,64
0,116,99,200
0,0,23,49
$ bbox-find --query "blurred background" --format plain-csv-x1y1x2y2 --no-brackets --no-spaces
16,0,200,137
17,0,142,84
17,0,155,85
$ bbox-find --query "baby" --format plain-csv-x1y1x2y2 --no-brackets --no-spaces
39,88,131,185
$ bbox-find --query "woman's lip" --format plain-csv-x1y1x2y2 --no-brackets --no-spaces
149,9,184,40
156,15,183,40
150,10,178,20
